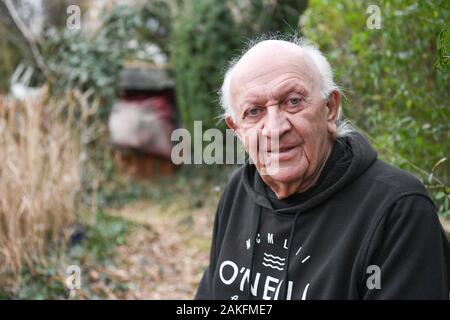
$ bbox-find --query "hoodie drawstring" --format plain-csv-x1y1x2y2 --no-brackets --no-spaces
280,210,301,300
247,205,262,300
247,206,301,300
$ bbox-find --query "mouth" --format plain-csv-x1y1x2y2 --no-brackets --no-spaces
267,144,298,153
266,144,300,161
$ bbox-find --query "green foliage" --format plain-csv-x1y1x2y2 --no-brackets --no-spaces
9,265,67,300
139,0,172,56
42,5,146,116
97,162,236,211
70,210,128,263
170,0,241,134
170,0,308,134
0,26,22,92
230,0,308,37
0,210,130,299
302,0,450,213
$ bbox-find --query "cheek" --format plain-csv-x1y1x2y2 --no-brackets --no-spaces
238,128,259,159
291,111,328,153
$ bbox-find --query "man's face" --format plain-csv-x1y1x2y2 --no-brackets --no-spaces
227,41,338,188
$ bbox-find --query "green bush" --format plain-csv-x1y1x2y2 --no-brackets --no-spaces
301,0,450,214
42,5,147,116
170,0,241,134
170,0,308,134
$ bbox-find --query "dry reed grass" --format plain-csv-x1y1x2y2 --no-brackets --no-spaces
0,91,82,284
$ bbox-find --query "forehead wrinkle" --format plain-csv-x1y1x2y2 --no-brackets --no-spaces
237,75,313,111
238,60,318,97
271,78,309,100
243,88,267,102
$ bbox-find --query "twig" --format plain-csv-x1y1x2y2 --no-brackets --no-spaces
4,0,52,80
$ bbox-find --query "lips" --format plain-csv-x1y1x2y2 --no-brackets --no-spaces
265,144,300,161
267,144,299,153
278,145,297,153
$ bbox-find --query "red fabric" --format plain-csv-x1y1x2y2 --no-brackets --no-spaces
109,94,175,159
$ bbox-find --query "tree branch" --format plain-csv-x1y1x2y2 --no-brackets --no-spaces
4,0,52,80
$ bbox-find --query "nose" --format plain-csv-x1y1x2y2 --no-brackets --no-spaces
261,105,291,139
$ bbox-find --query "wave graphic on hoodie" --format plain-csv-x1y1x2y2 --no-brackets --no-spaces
262,253,285,271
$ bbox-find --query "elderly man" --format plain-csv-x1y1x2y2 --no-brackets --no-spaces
195,38,450,300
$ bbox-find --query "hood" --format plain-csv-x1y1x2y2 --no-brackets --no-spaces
242,131,378,214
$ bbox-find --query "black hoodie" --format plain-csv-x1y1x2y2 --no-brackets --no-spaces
195,132,450,300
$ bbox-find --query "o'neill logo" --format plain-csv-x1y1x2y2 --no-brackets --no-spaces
219,260,310,300
218,232,311,300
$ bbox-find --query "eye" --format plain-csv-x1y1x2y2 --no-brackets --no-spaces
245,106,263,118
287,97,303,107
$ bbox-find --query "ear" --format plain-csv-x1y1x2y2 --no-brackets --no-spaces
325,90,341,135
225,116,243,141
225,116,237,130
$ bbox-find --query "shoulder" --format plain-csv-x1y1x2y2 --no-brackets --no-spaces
214,165,246,212
363,159,430,197
354,159,437,240
220,165,246,197
360,162,444,254
228,165,246,187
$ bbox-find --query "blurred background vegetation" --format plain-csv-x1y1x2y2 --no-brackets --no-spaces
0,0,448,299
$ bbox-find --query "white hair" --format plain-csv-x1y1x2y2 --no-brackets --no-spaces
219,35,354,137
